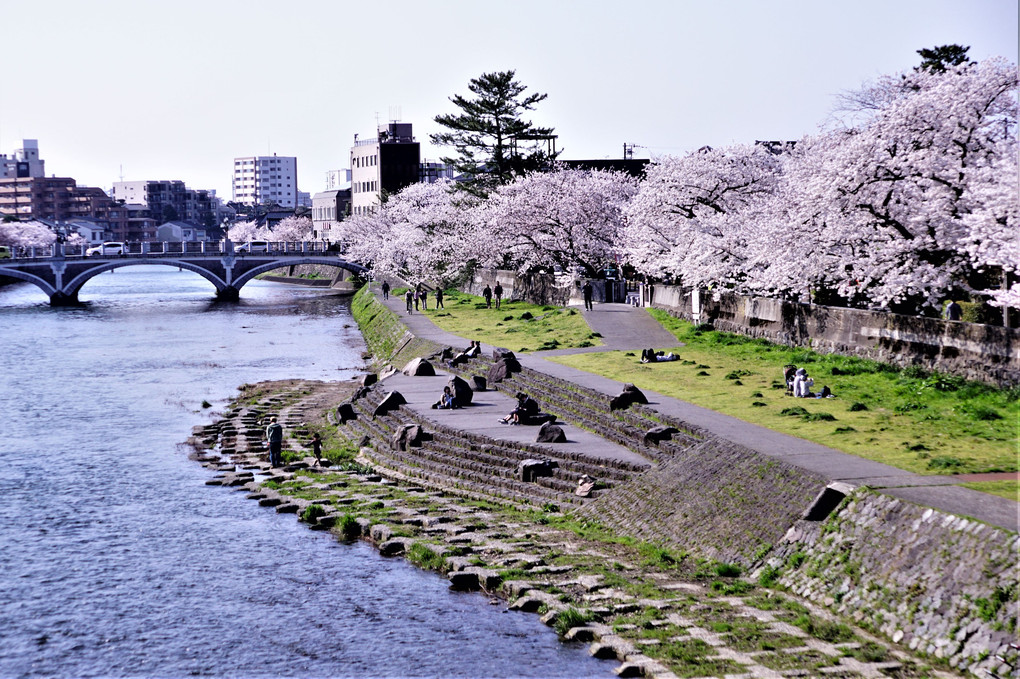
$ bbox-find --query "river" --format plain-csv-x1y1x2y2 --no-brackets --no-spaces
0,266,613,678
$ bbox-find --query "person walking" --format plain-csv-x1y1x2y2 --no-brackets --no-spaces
482,284,492,309
311,432,323,466
493,282,503,309
414,284,421,311
420,287,428,310
945,300,962,321
435,288,444,309
405,289,414,314
265,417,284,467
381,280,390,300
582,281,593,310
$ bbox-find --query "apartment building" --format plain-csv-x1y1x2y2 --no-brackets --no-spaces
0,177,130,238
0,139,45,179
232,154,298,208
350,122,420,216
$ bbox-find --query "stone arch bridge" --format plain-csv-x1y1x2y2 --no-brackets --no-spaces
0,244,369,305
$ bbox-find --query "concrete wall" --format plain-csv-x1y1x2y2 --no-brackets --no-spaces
647,287,1020,387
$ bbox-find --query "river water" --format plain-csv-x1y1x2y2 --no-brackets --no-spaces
0,267,613,678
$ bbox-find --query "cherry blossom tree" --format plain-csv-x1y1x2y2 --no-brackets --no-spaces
333,180,478,285
476,167,638,275
621,144,780,290
962,149,1020,309
271,216,313,241
786,57,1017,310
0,220,57,248
226,220,261,242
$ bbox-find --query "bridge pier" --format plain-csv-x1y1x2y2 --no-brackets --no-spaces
49,291,80,307
216,287,240,302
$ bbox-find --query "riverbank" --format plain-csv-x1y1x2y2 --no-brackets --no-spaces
188,379,959,679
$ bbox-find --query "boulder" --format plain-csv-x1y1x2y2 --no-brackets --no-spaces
522,412,556,426
392,424,430,451
610,384,648,411
373,390,406,417
536,422,567,443
336,402,357,424
469,375,487,392
447,374,474,406
643,425,680,445
492,347,516,361
402,357,436,376
359,373,378,387
516,458,558,482
487,357,522,384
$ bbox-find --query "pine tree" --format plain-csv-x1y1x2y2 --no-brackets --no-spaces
431,70,558,197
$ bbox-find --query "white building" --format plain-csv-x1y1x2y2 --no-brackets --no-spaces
350,122,420,216
1,139,45,179
232,154,298,208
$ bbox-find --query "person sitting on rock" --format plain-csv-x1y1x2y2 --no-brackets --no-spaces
501,392,539,425
432,386,458,410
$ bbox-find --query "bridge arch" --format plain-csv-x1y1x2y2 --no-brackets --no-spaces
0,268,58,297
229,257,369,292
64,260,230,299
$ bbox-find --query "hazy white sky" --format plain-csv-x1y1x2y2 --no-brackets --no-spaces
1,0,1016,199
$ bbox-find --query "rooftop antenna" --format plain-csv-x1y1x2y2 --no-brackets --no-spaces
119,164,124,182
388,105,402,123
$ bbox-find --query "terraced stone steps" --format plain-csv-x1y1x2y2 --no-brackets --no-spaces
448,353,704,461
337,385,643,509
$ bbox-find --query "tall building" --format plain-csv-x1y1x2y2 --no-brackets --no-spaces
0,139,45,179
350,122,420,216
232,154,298,208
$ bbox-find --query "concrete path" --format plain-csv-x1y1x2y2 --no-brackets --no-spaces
383,371,651,468
373,287,1018,532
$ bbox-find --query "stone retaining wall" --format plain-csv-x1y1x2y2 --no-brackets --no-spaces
647,287,1020,387
760,488,1019,676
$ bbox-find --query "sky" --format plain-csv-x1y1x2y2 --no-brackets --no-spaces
1,0,1016,200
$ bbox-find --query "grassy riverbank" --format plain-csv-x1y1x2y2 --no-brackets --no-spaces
195,379,952,679
400,288,602,352
550,310,1018,478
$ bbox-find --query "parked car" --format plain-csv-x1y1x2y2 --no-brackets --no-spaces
0,246,11,259
237,240,270,253
85,241,126,256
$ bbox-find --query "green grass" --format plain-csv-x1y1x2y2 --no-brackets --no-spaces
416,289,602,353
960,480,1018,501
549,311,1019,476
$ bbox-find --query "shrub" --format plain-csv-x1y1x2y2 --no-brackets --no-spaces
928,456,964,470
758,565,781,587
554,607,593,637
780,406,809,417
519,311,534,320
969,406,1003,421
337,513,360,540
714,562,742,577
300,504,328,523
848,402,869,412
752,401,768,407
803,412,836,422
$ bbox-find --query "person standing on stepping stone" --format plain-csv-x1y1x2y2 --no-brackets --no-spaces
265,417,284,467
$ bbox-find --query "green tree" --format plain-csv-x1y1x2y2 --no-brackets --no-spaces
431,70,558,197
916,44,971,73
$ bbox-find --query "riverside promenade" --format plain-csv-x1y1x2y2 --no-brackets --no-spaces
375,288,1018,532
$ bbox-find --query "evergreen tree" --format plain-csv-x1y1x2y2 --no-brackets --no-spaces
431,70,558,197
916,44,971,73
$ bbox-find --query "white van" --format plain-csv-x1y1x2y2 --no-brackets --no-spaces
237,240,270,253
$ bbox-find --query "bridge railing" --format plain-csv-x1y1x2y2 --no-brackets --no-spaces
0,241,342,261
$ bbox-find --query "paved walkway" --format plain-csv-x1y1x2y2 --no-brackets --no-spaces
375,288,1018,532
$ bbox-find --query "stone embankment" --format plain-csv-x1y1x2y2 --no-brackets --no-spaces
184,290,1017,678
189,379,970,679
